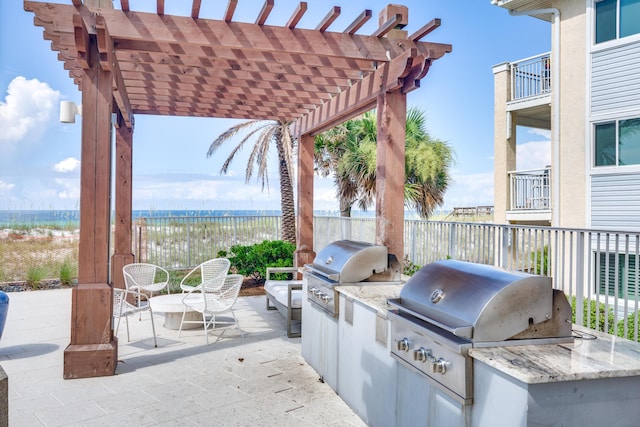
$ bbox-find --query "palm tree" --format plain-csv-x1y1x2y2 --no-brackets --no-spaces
207,120,296,244
315,107,454,219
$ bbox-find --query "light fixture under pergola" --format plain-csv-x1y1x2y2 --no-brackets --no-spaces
25,0,451,379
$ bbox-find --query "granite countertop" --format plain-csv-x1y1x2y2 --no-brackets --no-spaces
469,325,640,384
336,284,404,316
336,283,640,384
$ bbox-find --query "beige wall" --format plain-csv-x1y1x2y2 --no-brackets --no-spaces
555,0,587,228
492,0,589,228
493,63,517,224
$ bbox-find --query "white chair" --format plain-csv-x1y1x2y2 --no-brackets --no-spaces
179,274,245,344
179,258,230,293
123,263,170,298
113,288,157,347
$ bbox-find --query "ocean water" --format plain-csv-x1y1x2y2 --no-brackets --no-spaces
0,209,358,227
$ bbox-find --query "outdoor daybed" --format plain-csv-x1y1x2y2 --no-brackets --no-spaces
264,267,302,338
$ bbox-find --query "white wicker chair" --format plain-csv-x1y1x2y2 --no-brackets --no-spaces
123,263,170,298
179,258,230,293
178,274,245,344
113,288,157,347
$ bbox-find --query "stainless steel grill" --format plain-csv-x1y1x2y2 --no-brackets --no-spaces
304,240,401,317
388,259,573,404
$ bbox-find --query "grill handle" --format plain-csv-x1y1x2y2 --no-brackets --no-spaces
387,298,474,340
304,264,339,282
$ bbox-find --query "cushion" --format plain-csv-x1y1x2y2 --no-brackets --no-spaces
264,280,303,309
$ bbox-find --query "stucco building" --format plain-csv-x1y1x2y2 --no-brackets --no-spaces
492,0,640,231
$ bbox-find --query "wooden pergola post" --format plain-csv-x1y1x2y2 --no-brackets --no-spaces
111,113,135,290
374,5,409,262
63,30,117,380
375,90,407,262
294,133,316,267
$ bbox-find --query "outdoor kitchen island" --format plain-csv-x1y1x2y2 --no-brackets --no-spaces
322,283,640,427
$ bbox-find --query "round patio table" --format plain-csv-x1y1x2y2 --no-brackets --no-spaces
149,294,201,330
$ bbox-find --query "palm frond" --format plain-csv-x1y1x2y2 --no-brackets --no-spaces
207,120,267,157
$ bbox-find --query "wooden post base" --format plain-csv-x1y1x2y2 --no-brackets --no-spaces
63,339,118,379
294,245,316,267
63,283,117,379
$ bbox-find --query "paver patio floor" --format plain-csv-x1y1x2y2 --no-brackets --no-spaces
0,288,365,426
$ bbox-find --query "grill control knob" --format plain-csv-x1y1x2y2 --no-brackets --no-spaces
320,294,330,304
308,287,318,296
312,289,323,297
397,338,410,352
432,358,448,375
413,347,433,363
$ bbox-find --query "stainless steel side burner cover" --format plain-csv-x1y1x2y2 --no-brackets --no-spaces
390,259,554,342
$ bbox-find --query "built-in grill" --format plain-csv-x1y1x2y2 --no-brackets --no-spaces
388,259,573,404
304,240,401,317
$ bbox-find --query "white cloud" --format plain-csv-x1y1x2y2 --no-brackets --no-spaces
54,178,80,200
516,140,551,170
528,128,551,139
54,157,81,173
0,180,16,194
0,77,60,147
442,171,494,210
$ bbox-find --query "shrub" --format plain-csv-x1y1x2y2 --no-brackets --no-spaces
26,266,47,290
571,296,616,334
59,259,77,286
530,245,549,275
617,312,640,342
226,240,296,283
403,255,421,276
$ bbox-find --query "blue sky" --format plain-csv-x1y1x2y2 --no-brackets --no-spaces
0,1,550,213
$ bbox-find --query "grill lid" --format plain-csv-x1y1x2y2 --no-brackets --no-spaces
390,259,554,342
306,240,389,283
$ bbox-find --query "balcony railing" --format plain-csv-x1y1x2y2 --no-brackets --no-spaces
509,167,551,211
510,52,551,101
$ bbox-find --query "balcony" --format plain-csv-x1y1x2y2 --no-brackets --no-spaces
507,167,552,223
511,53,551,100
506,52,552,130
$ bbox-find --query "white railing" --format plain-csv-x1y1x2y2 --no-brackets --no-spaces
509,167,551,211
135,215,281,269
135,215,640,341
510,52,551,100
314,216,640,342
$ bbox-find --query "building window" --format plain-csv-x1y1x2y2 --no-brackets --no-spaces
596,252,639,298
594,118,640,166
595,0,640,43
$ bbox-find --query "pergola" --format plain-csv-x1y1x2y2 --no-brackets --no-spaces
25,0,451,379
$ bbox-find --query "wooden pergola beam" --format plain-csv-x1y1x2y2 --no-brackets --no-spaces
114,39,378,72
287,2,307,29
409,18,441,42
372,13,402,38
128,91,317,110
96,15,134,128
72,14,91,69
116,50,365,80
26,3,423,63
315,6,340,32
255,0,274,25
344,9,372,35
297,48,422,135
191,0,202,19
117,62,351,89
224,0,237,22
